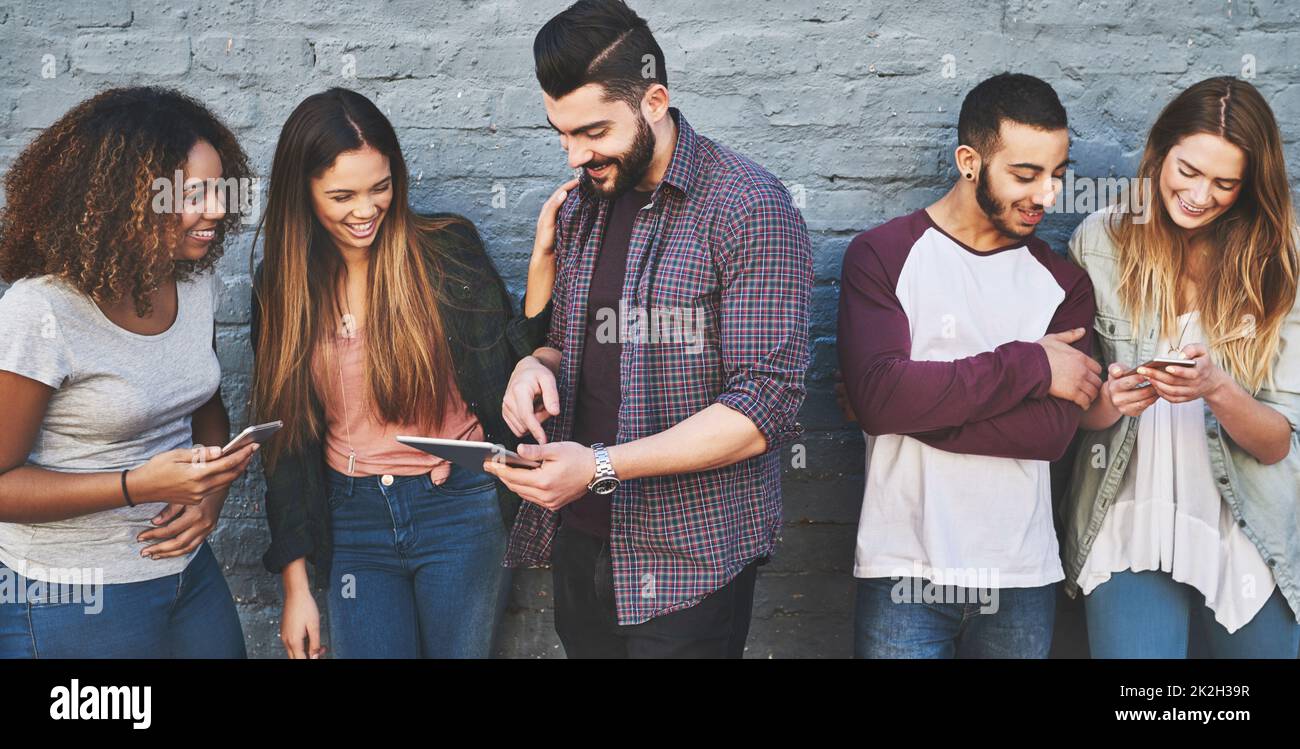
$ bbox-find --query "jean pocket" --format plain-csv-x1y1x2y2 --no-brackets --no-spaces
435,475,498,497
326,484,351,510
433,464,498,497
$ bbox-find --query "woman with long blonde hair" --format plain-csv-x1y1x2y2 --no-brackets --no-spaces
251,88,566,658
1064,76,1300,658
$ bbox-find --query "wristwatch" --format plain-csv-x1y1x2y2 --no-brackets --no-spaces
587,443,621,495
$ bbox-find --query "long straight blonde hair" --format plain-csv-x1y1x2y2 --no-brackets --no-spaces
251,88,466,470
1110,76,1297,392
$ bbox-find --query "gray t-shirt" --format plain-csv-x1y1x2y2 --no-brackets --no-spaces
0,271,222,583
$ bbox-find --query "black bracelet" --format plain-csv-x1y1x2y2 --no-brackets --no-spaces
121,469,135,507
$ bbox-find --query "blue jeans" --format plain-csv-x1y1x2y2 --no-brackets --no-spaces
0,541,245,658
324,462,509,658
1085,569,1300,658
854,576,1056,658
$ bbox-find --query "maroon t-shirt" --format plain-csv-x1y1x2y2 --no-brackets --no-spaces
561,188,653,539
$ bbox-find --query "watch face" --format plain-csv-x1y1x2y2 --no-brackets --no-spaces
591,477,620,495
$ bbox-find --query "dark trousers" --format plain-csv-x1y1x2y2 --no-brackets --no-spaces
551,522,761,658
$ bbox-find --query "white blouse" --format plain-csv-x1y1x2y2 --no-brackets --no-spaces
1076,312,1277,633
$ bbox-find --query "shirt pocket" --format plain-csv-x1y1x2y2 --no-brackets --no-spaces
642,242,721,354
1093,312,1135,370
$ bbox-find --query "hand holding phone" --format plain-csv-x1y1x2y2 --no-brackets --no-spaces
221,420,283,456
1117,357,1194,385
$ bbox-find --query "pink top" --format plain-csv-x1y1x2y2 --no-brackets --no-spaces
311,329,483,483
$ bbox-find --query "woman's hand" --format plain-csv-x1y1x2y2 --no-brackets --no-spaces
135,492,226,560
525,179,579,318
126,443,257,506
1103,363,1159,418
1141,343,1290,464
531,178,579,260
1138,344,1227,404
281,584,325,659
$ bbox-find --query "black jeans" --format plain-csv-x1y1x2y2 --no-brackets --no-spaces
550,522,761,658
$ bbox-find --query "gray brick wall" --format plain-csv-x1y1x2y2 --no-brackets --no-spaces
1,0,1297,658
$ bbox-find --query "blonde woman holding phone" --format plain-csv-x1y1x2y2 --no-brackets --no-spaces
1064,77,1300,658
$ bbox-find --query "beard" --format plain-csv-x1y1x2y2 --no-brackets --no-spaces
579,114,656,198
975,168,1037,242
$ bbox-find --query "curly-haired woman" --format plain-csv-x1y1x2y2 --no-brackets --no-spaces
0,87,258,658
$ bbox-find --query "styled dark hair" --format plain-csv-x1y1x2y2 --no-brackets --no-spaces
534,0,667,108
957,73,1068,156
0,86,250,315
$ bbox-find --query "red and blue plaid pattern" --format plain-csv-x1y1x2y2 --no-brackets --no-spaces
504,110,813,625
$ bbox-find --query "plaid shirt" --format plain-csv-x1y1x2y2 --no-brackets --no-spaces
504,110,813,625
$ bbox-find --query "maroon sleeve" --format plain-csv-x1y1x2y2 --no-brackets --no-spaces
837,219,1053,437
911,244,1097,461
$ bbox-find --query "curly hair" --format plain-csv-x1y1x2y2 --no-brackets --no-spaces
0,87,251,316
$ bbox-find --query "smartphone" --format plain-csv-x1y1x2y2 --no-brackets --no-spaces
1117,357,1195,380
395,436,542,470
1118,357,1195,388
221,420,283,456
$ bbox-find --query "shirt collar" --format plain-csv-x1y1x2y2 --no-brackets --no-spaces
657,108,699,197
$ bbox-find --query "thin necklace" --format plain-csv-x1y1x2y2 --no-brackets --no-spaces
1168,247,1208,356
1169,309,1195,356
335,287,359,475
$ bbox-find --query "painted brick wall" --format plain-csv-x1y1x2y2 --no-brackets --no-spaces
1,0,1297,657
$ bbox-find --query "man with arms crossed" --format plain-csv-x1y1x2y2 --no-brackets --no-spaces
839,73,1100,658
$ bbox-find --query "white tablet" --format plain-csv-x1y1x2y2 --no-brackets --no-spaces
395,436,541,469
